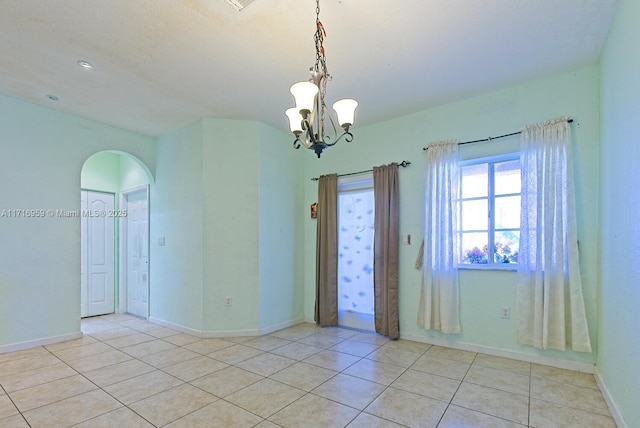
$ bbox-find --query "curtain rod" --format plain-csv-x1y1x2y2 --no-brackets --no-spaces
422,119,574,150
310,160,411,181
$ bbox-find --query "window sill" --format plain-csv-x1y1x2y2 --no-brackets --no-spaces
457,264,517,272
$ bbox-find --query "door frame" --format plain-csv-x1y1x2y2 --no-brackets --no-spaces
118,184,150,318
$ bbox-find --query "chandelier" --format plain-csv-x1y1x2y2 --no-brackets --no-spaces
285,0,358,158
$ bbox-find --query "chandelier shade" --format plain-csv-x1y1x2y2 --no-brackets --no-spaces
332,99,358,128
284,0,358,158
285,108,304,134
290,81,319,114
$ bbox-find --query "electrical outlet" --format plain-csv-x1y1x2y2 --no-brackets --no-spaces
225,297,232,307
501,307,511,319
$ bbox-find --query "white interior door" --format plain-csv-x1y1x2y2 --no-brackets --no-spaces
81,190,115,317
125,189,149,318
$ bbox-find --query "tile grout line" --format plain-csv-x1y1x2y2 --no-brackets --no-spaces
258,336,407,426
218,331,381,424
0,383,32,428
53,321,187,427
434,349,478,427
166,332,345,426
3,342,122,427
83,325,193,426
86,320,223,427
49,335,159,428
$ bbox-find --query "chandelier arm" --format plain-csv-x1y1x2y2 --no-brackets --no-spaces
302,117,315,144
343,131,354,143
325,130,354,147
292,128,311,149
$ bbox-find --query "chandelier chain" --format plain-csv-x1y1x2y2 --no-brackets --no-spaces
314,0,327,73
314,0,329,140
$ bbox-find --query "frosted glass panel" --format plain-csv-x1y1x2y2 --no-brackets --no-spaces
338,188,375,316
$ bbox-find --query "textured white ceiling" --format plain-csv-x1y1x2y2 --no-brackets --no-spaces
0,0,617,136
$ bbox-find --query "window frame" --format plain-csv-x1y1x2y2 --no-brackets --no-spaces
457,152,521,271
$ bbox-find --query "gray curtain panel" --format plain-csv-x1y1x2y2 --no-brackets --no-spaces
315,174,339,326
373,164,400,339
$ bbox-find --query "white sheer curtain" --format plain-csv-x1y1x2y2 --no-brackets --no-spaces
418,141,461,334
516,117,591,352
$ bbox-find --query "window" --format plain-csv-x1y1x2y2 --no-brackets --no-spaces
459,154,520,267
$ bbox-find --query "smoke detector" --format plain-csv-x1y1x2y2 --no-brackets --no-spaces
225,0,257,11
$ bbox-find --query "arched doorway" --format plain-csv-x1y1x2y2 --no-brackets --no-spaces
80,151,154,318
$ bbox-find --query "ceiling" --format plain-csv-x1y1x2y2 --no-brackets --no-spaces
0,0,618,137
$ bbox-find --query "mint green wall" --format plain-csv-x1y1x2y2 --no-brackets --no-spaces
598,0,640,424
200,118,303,333
0,95,155,348
257,123,305,330
120,155,151,190
81,152,120,193
151,121,205,331
151,118,303,334
303,65,600,365
201,118,260,332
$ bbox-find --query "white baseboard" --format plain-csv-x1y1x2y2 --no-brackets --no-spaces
148,317,206,337
0,331,83,353
258,317,305,336
595,367,628,428
400,331,596,373
148,316,305,338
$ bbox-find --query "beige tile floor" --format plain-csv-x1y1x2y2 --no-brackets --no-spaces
0,314,617,427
